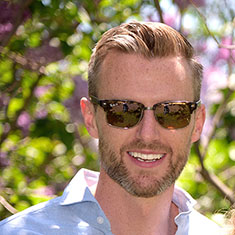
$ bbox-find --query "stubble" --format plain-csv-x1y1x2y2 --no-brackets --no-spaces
98,137,191,198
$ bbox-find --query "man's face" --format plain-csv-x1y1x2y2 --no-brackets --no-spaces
88,51,204,198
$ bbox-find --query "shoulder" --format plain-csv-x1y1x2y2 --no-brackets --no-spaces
0,197,61,234
0,196,107,235
187,209,223,235
0,169,104,234
173,187,223,235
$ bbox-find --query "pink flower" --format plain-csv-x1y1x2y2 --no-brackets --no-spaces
34,85,52,98
213,37,235,63
174,0,205,10
35,108,48,119
64,76,88,123
0,151,10,168
17,111,32,135
201,66,227,106
163,13,180,29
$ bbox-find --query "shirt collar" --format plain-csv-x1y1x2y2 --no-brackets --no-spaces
173,185,197,214
60,168,99,205
59,168,197,215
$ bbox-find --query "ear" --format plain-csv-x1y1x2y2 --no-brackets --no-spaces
191,104,206,143
80,97,99,139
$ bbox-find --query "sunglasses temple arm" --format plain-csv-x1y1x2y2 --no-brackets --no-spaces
90,95,100,105
196,100,201,109
190,100,201,113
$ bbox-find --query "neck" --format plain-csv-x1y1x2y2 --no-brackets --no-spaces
94,169,178,235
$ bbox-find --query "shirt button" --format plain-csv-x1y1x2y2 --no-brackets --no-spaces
97,216,104,224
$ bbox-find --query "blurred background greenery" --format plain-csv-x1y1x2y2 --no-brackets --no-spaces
0,0,234,224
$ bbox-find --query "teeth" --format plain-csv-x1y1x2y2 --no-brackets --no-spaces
128,152,164,162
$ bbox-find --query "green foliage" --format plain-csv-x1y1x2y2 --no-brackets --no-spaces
0,0,234,224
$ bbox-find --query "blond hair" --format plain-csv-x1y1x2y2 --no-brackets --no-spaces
88,21,203,100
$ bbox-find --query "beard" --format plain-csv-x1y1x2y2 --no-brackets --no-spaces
98,137,191,198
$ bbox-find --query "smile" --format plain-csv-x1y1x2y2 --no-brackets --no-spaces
128,151,165,162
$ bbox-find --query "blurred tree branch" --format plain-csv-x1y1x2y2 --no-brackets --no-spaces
182,0,235,205
195,87,235,204
0,0,33,47
0,73,43,148
0,46,46,74
153,0,164,23
190,0,235,62
195,141,235,204
0,46,46,149
0,196,18,215
202,90,234,158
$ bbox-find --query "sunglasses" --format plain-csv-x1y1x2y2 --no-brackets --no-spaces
90,95,200,130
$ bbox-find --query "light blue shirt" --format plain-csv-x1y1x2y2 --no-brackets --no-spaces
0,168,221,235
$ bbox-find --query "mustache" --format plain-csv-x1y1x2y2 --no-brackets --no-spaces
120,139,173,154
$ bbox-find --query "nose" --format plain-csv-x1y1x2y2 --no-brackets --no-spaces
136,109,161,141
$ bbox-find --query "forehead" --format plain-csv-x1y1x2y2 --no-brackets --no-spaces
97,51,194,102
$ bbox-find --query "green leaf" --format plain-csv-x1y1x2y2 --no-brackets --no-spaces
7,98,24,118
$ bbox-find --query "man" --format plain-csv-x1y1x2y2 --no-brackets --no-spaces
0,21,221,234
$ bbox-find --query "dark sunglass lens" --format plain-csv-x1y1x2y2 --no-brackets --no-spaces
106,101,143,128
155,103,191,129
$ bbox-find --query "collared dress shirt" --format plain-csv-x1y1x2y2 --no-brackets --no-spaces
0,168,222,235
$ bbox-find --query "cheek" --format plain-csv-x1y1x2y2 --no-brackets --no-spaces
166,128,193,151
96,119,122,149
97,123,136,156
96,111,109,136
